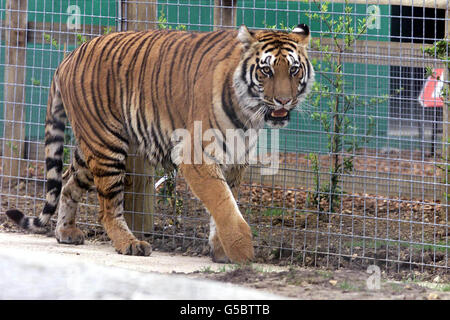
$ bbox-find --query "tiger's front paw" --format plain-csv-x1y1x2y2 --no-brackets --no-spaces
56,226,85,245
219,220,254,263
115,239,152,256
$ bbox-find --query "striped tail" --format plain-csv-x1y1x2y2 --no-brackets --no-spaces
6,77,66,233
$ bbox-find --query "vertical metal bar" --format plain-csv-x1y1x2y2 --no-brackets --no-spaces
117,0,123,32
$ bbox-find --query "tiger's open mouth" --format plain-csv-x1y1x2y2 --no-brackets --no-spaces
271,108,288,118
265,107,290,122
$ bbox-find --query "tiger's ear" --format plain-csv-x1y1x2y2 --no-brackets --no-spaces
291,24,311,47
237,25,255,50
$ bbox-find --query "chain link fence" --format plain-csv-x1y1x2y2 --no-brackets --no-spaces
0,0,448,273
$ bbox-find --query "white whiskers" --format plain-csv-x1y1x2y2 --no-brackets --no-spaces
243,104,267,128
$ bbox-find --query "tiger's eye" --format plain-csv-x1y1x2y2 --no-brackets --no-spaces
290,66,299,75
261,66,272,76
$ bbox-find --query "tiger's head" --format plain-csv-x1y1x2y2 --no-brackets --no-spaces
233,24,315,128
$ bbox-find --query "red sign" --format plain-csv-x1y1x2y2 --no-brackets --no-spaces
419,68,445,108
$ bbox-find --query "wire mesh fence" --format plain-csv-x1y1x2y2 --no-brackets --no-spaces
0,0,448,273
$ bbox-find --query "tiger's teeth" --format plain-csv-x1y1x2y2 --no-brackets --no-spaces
271,109,288,117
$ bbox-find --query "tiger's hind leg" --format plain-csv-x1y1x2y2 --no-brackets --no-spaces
55,147,94,245
94,173,152,256
82,148,151,256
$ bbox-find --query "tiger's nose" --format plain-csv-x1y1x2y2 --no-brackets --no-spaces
274,97,292,106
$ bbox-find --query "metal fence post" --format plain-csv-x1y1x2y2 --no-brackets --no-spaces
214,0,237,30
442,6,450,223
121,0,157,238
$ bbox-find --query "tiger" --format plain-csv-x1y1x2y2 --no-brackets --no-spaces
5,24,314,263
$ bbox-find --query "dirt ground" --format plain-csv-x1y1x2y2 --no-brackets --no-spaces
1,215,449,300
190,265,450,300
